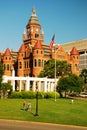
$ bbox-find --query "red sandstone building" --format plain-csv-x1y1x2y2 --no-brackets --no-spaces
0,8,79,77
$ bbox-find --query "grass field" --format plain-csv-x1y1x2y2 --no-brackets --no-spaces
0,98,87,127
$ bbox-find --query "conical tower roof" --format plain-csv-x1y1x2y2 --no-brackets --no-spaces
27,8,40,26
3,48,12,56
70,47,79,55
19,44,26,53
34,40,43,49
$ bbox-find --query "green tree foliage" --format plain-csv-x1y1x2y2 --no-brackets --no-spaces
0,62,4,88
80,69,87,91
39,59,72,78
1,82,12,98
57,74,84,97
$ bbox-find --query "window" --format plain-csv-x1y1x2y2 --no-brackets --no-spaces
27,34,30,38
77,56,78,59
73,56,75,59
41,50,43,54
7,64,10,70
19,62,22,69
35,34,39,38
38,59,41,67
24,61,26,68
34,59,37,67
42,60,43,67
27,61,29,68
3,64,6,70
36,50,38,54
5,57,7,60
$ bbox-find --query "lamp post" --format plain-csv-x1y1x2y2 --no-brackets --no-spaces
34,82,39,116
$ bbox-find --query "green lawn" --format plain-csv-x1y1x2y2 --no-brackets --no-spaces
0,98,87,127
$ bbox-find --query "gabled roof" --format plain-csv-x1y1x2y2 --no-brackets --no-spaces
34,40,43,49
3,48,12,56
58,45,65,52
70,47,79,55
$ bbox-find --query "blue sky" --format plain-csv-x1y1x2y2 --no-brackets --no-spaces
0,0,87,51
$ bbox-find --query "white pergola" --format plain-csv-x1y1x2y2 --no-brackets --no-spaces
3,70,58,92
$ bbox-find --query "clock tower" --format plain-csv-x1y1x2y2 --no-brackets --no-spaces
23,8,44,47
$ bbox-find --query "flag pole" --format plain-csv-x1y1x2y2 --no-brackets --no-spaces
54,42,56,102
53,34,56,102
49,34,56,101
55,46,56,101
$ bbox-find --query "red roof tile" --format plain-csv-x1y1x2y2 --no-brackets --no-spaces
19,44,26,53
70,47,79,55
3,48,12,56
34,40,43,49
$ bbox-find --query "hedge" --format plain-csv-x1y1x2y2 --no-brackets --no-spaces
9,91,60,99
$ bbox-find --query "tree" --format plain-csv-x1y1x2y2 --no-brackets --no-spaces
57,76,70,97
80,69,87,91
1,82,12,98
0,62,4,89
57,74,84,97
69,74,84,93
39,59,72,78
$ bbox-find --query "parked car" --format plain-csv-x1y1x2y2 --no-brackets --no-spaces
80,93,87,98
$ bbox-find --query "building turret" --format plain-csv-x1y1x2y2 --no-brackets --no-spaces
17,44,26,76
70,47,79,75
23,8,44,46
33,40,44,76
3,48,14,76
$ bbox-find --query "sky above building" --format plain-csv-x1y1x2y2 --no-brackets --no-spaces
0,0,87,52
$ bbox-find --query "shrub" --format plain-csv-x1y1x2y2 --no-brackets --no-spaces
9,91,22,99
21,91,36,99
9,91,60,99
44,92,60,99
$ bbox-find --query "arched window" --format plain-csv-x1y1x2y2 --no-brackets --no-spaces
38,59,41,67
19,62,22,69
3,64,6,70
34,59,37,67
35,34,39,38
7,64,10,70
36,50,38,54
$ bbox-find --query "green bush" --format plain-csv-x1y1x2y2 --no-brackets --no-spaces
21,91,36,99
9,91,60,99
44,92,60,99
9,91,22,99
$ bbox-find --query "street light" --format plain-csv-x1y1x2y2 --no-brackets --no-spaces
34,82,39,116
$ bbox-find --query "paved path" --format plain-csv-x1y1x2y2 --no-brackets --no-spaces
0,119,87,130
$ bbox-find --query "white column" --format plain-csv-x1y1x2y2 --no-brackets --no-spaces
26,76,30,91
2,76,8,83
38,81,41,91
12,69,15,77
19,80,22,92
48,82,50,92
50,82,54,92
44,78,47,92
11,69,15,91
12,80,15,91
